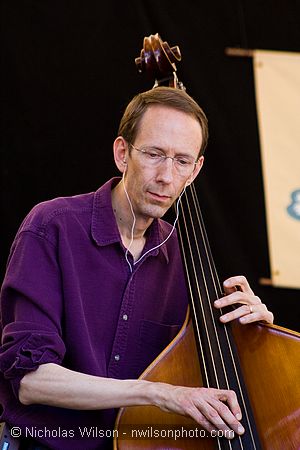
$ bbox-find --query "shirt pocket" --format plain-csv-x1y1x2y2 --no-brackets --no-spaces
135,319,181,377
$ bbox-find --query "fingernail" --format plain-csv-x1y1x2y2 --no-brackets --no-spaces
239,317,246,323
236,413,242,420
238,425,245,434
214,300,220,306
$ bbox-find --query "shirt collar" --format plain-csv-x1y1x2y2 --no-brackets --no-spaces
91,177,169,263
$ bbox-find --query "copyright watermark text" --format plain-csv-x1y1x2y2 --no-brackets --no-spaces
9,424,235,441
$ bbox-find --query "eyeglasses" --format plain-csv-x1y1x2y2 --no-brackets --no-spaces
129,144,198,177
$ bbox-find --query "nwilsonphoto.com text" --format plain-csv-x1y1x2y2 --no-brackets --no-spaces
10,425,235,440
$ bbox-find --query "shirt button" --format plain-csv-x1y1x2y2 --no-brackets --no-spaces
114,354,120,361
122,314,128,321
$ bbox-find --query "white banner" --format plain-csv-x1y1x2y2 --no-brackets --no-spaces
253,50,300,288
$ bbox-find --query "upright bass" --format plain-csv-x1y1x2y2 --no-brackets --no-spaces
114,34,300,450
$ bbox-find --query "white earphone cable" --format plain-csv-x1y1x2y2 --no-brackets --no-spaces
122,173,189,272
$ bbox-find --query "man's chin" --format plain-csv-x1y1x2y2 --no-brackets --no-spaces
147,204,172,219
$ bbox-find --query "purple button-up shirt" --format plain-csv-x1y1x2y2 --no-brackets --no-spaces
0,178,188,449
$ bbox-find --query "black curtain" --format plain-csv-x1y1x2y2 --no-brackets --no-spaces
1,0,300,331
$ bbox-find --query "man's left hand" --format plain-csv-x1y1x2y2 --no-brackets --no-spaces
214,276,274,324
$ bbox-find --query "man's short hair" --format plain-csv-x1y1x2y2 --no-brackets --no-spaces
118,86,208,156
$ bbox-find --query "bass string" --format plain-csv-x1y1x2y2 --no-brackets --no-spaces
190,183,257,448
188,182,257,449
178,189,239,450
179,183,251,450
176,221,211,387
178,190,225,390
185,186,232,388
187,187,247,447
179,184,242,450
191,186,257,450
177,196,225,450
189,185,245,449
177,181,257,448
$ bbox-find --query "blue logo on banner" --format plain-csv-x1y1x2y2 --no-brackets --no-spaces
287,189,300,220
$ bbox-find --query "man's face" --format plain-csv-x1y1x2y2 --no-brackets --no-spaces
123,105,204,223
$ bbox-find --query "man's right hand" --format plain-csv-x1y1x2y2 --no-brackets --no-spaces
153,383,245,439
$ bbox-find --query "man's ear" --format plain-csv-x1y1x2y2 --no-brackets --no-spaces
113,137,128,173
188,155,204,185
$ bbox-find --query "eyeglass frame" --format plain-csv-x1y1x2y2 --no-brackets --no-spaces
128,143,199,176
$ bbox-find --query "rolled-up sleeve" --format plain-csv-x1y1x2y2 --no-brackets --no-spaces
0,324,66,397
0,229,66,398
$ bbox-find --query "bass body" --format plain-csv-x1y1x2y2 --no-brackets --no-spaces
114,313,300,449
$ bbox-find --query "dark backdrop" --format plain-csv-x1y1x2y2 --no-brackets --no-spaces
1,1,299,331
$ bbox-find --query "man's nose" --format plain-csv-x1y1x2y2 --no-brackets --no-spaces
156,157,175,183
